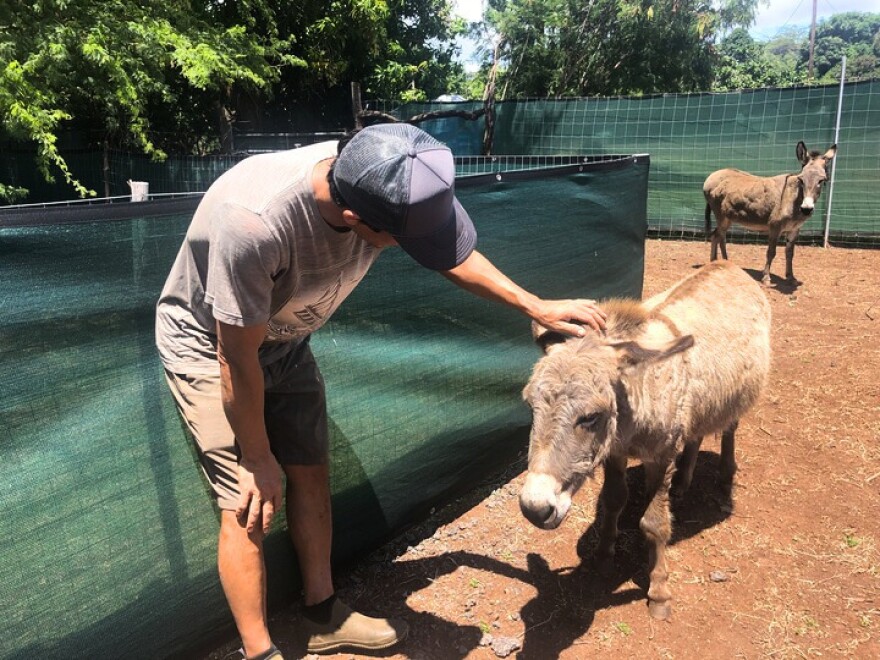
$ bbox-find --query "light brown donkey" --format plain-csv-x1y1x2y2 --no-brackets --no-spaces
703,141,836,285
519,261,771,621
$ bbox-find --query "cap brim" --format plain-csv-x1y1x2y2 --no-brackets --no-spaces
394,197,477,271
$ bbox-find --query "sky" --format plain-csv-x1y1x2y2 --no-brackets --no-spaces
452,0,880,46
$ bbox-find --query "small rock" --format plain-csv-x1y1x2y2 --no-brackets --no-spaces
709,570,729,582
479,633,494,647
491,636,522,658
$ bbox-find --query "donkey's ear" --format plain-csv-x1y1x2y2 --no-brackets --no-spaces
823,144,837,163
796,141,809,165
610,334,695,372
532,321,569,355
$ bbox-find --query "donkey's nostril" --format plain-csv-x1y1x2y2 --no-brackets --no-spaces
519,498,555,528
802,207,813,216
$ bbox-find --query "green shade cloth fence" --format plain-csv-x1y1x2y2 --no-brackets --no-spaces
0,155,648,659
5,81,878,245
387,79,880,246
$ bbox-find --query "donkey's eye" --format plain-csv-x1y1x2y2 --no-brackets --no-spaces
575,412,602,430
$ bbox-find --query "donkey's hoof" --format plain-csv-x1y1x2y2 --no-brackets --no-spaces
718,477,735,498
671,473,692,497
593,549,616,575
648,599,672,621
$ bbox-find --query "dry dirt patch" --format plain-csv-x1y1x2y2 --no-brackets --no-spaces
209,239,879,660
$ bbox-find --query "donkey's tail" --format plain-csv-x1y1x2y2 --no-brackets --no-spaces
704,204,713,241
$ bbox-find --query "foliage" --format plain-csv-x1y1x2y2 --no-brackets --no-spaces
480,0,760,98
3,0,878,203
715,12,880,87
0,0,281,200
714,28,797,90
205,1,465,122
0,0,465,201
801,12,880,82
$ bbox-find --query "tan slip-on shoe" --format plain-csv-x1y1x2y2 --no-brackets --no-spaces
303,598,408,653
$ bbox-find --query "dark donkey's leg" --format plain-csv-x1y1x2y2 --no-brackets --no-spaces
784,228,801,283
710,216,730,262
762,225,782,285
672,436,703,495
640,452,677,620
595,453,628,569
719,420,739,496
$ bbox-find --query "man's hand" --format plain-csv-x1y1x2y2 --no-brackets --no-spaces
236,455,283,535
532,298,607,336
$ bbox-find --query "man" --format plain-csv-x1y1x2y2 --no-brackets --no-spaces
156,123,606,659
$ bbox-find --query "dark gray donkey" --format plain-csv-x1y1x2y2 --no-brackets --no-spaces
703,141,837,285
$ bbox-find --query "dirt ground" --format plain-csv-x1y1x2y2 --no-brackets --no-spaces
209,239,879,660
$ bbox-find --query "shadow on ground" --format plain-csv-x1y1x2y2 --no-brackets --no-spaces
269,450,733,659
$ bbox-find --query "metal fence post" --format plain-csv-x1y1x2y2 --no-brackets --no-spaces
824,55,846,248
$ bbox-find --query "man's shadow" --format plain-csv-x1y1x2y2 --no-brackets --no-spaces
278,450,733,659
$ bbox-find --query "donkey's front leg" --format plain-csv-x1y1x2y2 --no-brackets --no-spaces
719,420,739,496
595,453,628,571
762,226,782,285
672,435,704,495
784,228,801,283
710,218,730,262
640,454,677,620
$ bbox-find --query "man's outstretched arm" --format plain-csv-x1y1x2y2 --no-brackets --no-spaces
440,249,607,336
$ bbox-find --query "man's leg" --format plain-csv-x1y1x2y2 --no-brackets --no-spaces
164,369,278,659
283,464,333,605
218,511,273,657
283,462,407,653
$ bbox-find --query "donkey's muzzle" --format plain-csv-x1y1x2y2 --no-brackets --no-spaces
519,499,556,529
519,472,571,530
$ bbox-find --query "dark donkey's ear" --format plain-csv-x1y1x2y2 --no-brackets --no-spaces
796,141,809,166
822,144,837,164
531,321,570,354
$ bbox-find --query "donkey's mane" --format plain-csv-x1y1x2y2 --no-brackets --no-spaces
601,298,649,339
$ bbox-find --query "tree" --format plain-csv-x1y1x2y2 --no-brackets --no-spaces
713,27,796,90
0,0,285,201
214,1,466,125
0,1,467,202
479,0,761,98
800,12,880,81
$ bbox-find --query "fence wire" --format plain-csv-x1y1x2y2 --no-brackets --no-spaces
370,79,880,248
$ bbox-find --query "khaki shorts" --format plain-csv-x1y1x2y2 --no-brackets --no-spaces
164,340,328,510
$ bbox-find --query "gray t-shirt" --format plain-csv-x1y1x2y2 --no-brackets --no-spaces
156,141,380,374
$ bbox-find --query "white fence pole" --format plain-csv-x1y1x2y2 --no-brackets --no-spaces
823,55,846,248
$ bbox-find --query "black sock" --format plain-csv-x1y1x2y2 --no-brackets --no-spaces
247,644,278,660
303,593,337,624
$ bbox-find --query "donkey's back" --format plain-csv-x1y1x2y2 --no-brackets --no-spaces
643,260,771,438
703,169,787,230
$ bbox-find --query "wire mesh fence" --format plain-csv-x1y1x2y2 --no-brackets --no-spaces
369,78,880,248
3,78,878,246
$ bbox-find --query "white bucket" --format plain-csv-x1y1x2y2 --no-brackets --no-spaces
128,180,149,202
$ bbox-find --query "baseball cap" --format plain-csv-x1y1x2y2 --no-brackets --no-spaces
332,123,477,271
